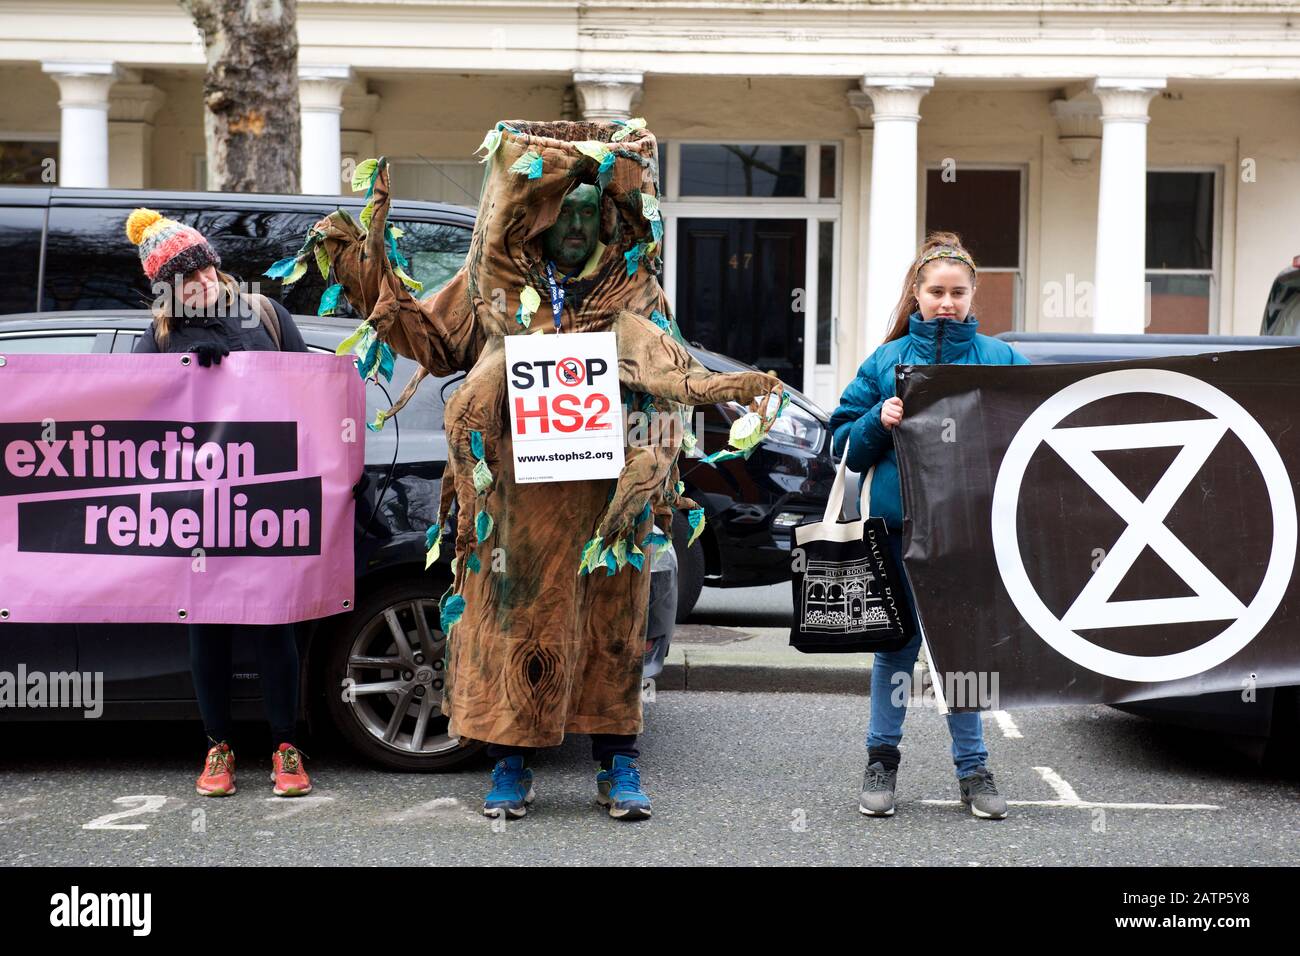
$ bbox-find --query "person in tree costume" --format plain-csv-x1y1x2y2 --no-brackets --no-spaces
287,120,785,819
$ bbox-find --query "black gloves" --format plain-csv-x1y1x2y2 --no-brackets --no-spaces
187,343,231,367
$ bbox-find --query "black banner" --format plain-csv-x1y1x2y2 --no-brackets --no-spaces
894,346,1300,708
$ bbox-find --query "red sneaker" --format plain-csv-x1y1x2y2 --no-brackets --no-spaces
270,743,312,796
196,741,236,797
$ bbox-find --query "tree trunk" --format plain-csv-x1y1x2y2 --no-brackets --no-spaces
181,0,300,193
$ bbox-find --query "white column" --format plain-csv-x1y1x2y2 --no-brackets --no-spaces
573,71,644,122
41,61,122,188
108,81,165,188
1091,77,1165,334
860,75,933,348
299,65,353,195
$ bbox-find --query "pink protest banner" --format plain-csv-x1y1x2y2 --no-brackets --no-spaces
0,352,365,624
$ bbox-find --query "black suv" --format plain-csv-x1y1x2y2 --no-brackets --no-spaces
0,186,836,619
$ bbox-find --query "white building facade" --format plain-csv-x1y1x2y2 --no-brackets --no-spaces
2,0,1298,409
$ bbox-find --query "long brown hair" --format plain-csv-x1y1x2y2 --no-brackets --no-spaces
151,269,245,347
882,231,978,343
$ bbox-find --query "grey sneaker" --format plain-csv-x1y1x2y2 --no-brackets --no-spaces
858,761,897,817
958,767,1008,819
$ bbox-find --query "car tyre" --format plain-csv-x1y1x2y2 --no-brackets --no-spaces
320,576,483,771
672,509,706,623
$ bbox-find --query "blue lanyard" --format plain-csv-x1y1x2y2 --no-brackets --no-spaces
545,262,565,333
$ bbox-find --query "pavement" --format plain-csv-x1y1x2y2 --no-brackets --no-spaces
663,581,874,693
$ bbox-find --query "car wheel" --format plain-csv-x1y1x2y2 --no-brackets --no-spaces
672,509,706,623
321,577,483,771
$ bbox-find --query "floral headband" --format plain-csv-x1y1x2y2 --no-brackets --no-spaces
918,247,977,276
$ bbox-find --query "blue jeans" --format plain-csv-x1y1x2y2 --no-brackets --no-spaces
865,533,989,779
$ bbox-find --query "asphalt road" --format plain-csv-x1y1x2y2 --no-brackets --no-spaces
1,690,1296,866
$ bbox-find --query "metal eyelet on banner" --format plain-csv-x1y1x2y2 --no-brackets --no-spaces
177,608,188,620
0,356,8,367
180,355,192,366
0,609,9,620
341,599,352,610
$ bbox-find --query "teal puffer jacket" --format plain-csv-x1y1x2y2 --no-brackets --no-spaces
828,312,1030,531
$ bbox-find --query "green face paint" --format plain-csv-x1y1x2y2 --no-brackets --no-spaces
542,183,600,274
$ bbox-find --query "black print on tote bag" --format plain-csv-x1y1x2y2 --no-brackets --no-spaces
789,437,915,654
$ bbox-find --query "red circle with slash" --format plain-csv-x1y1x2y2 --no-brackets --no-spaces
557,357,585,387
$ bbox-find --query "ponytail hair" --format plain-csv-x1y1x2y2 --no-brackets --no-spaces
882,231,978,343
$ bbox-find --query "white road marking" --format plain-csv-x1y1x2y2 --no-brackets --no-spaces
986,710,1023,739
381,797,482,825
83,795,169,831
1033,765,1081,802
922,800,1221,810
921,764,1220,810
263,795,335,821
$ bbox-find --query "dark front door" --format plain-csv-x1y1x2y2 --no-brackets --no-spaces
675,218,807,388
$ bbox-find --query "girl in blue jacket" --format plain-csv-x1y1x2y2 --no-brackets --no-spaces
829,231,1030,820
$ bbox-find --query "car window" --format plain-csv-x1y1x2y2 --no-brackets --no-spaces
0,332,102,353
0,206,44,315
42,206,150,311
307,344,449,465
42,206,333,316
390,219,471,299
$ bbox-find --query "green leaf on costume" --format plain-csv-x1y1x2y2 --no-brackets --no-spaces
624,245,643,277
350,158,379,192
359,199,375,230
472,458,493,495
627,541,645,571
475,509,493,543
476,127,503,163
423,525,441,570
470,430,485,460
263,256,298,279
640,193,660,220
687,507,706,547
520,285,541,316
439,593,466,631
335,320,371,356
509,149,544,180
282,259,308,287
366,409,388,433
466,551,481,574
610,118,646,142
394,265,423,293
314,243,331,281
641,525,670,550
578,535,604,575
318,283,343,316
729,411,765,451
575,141,611,164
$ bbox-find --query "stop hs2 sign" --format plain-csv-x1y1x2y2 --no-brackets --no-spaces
504,331,625,483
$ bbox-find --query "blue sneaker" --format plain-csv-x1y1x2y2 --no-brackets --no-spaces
595,755,653,821
482,756,535,819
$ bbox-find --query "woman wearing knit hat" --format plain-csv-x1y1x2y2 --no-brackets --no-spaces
126,207,315,798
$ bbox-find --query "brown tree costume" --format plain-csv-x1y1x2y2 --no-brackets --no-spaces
310,121,782,747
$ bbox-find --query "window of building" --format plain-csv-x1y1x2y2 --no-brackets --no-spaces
923,167,1024,335
670,142,839,202
1146,170,1217,333
388,160,482,208
660,141,841,406
0,137,57,185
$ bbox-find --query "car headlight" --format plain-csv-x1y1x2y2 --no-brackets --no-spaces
720,400,825,452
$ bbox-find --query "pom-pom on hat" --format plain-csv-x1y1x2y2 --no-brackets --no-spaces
125,208,221,282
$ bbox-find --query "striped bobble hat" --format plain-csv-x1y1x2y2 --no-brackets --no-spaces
125,208,221,282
